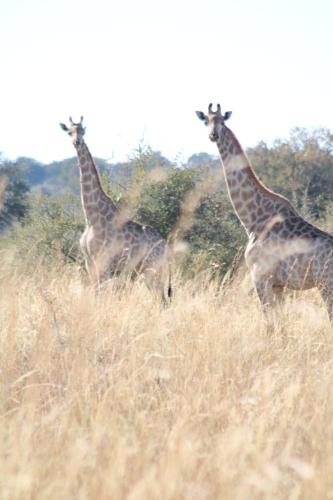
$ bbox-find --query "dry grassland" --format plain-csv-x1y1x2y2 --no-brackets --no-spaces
1,252,333,499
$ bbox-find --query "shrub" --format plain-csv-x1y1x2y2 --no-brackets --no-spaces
0,160,30,230
8,193,85,268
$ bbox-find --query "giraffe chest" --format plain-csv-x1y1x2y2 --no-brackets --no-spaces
246,244,315,290
80,225,108,256
246,230,333,290
79,223,160,272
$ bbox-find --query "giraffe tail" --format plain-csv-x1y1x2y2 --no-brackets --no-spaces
164,237,174,303
167,267,172,299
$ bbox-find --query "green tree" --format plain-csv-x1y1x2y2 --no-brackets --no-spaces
135,164,245,276
247,127,333,219
0,157,30,230
136,167,197,238
9,193,85,266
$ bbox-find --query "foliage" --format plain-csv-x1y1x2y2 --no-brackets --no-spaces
134,165,245,276
13,155,113,195
14,156,47,185
8,193,85,267
136,167,197,238
184,192,245,276
0,157,30,231
248,127,333,218
3,126,333,278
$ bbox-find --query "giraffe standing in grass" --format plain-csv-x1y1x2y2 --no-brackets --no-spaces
196,103,333,320
60,117,170,300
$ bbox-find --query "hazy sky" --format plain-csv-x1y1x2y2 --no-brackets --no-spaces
1,0,332,163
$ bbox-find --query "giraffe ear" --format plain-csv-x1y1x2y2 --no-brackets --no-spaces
224,111,232,121
195,111,208,124
59,123,69,132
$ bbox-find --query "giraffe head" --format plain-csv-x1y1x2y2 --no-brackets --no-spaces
196,104,232,142
60,116,86,146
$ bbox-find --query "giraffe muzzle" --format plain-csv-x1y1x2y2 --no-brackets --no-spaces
209,133,219,142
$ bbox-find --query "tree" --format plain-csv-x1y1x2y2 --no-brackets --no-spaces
247,127,333,219
0,157,30,231
135,164,245,276
9,193,85,266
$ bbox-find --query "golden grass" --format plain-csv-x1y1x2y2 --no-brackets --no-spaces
1,254,333,499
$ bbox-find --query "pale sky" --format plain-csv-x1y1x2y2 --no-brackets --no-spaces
1,0,332,164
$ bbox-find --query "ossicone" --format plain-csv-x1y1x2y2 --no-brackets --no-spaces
208,103,222,116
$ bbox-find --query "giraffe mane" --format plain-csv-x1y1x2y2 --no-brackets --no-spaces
225,125,298,213
241,162,298,213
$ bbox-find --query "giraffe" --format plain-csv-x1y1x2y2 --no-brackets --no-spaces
196,103,333,320
60,117,171,300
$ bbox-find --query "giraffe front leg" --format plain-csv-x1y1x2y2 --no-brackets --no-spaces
139,248,171,306
142,268,163,302
80,230,97,284
253,277,274,308
253,275,284,329
141,265,171,306
83,255,96,283
250,261,284,307
89,245,112,292
83,253,110,292
319,285,333,322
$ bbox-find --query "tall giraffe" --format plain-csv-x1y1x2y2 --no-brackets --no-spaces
196,103,333,320
60,117,170,299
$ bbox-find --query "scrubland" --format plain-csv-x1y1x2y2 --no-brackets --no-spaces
1,253,333,500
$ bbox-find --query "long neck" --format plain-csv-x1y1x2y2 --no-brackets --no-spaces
75,139,117,224
216,126,296,235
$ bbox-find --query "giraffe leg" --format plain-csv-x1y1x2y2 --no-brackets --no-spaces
272,284,285,306
141,266,171,306
81,255,97,287
253,277,284,329
253,277,273,308
319,286,333,322
84,255,110,292
96,268,112,291
139,248,171,306
143,270,164,303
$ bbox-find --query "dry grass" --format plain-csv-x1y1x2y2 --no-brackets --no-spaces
1,252,333,500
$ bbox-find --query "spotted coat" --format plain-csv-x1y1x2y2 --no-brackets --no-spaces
196,104,333,320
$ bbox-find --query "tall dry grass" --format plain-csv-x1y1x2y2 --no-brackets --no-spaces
1,251,333,499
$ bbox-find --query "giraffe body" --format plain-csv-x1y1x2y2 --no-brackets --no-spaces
60,117,169,298
80,219,167,279
196,104,333,319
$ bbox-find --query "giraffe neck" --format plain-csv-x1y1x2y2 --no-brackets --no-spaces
75,139,117,224
216,126,296,235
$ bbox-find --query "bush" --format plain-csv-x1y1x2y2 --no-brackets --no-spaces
0,159,30,230
134,165,246,277
8,193,85,268
3,148,245,279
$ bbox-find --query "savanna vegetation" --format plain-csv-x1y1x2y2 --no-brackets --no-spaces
1,127,333,499
2,251,333,499
2,127,333,276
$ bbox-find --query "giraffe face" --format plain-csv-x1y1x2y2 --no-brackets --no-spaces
70,125,85,147
195,104,232,142
60,116,85,147
207,114,224,142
